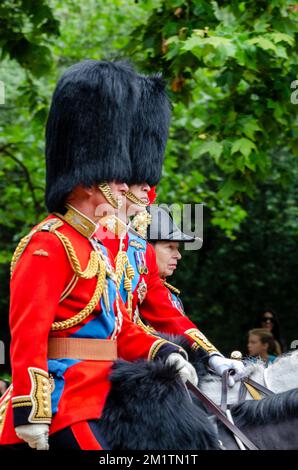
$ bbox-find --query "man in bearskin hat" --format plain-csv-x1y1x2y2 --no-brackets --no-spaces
0,60,198,450
98,71,246,386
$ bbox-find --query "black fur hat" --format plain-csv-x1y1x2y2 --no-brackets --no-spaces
129,74,171,186
45,60,139,212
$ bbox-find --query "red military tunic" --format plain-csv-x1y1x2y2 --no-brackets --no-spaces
97,216,219,356
0,208,183,445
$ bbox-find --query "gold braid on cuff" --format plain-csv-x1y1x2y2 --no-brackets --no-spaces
185,328,219,355
12,368,52,424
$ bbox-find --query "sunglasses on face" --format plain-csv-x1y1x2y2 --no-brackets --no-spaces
262,317,274,322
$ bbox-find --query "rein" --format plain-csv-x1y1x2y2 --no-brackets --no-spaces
221,370,275,411
186,380,258,450
186,369,275,451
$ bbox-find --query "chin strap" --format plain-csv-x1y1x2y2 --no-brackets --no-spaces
125,190,148,207
98,183,121,209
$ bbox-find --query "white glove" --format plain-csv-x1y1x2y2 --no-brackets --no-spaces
15,424,49,450
166,353,198,386
208,354,246,387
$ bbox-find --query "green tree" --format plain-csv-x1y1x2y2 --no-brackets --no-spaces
127,0,298,235
174,149,298,353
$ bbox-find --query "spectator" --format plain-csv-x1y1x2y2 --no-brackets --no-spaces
247,328,278,366
255,309,285,353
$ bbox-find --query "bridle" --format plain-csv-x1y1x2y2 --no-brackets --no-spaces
186,369,274,451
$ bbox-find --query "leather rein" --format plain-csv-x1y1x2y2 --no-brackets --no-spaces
186,369,274,451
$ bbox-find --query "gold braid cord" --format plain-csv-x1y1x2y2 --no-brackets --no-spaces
115,251,134,318
10,233,33,277
163,281,181,296
10,219,57,277
50,231,107,331
53,231,99,279
10,219,108,331
51,259,106,331
115,251,128,290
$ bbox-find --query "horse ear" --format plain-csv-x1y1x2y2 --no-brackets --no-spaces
98,359,219,450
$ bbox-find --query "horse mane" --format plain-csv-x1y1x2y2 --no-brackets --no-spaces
231,388,298,426
99,358,219,450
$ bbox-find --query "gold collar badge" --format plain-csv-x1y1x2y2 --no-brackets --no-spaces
60,205,98,238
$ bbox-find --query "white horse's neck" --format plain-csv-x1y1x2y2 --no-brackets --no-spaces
200,351,298,406
264,351,298,392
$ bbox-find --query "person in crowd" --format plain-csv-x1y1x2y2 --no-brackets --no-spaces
255,309,285,354
247,328,278,366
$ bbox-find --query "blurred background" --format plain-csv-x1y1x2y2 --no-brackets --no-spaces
0,0,297,376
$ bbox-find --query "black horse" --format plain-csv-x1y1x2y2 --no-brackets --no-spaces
99,338,298,450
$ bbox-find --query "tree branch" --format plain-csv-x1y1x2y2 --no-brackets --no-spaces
0,145,42,214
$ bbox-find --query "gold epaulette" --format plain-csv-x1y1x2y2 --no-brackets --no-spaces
163,280,181,296
10,217,108,332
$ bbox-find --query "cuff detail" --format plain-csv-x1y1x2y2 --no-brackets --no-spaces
185,328,219,355
12,368,52,426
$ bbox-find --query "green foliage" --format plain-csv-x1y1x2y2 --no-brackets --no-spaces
127,0,298,234
0,0,59,76
174,150,298,353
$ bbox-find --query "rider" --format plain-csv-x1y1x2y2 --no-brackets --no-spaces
98,72,245,386
0,60,198,450
146,204,195,316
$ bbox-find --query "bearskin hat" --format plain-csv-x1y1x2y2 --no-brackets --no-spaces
45,60,139,212
128,74,171,186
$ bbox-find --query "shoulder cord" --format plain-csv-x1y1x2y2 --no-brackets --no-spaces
163,280,181,295
10,222,107,331
115,229,134,319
